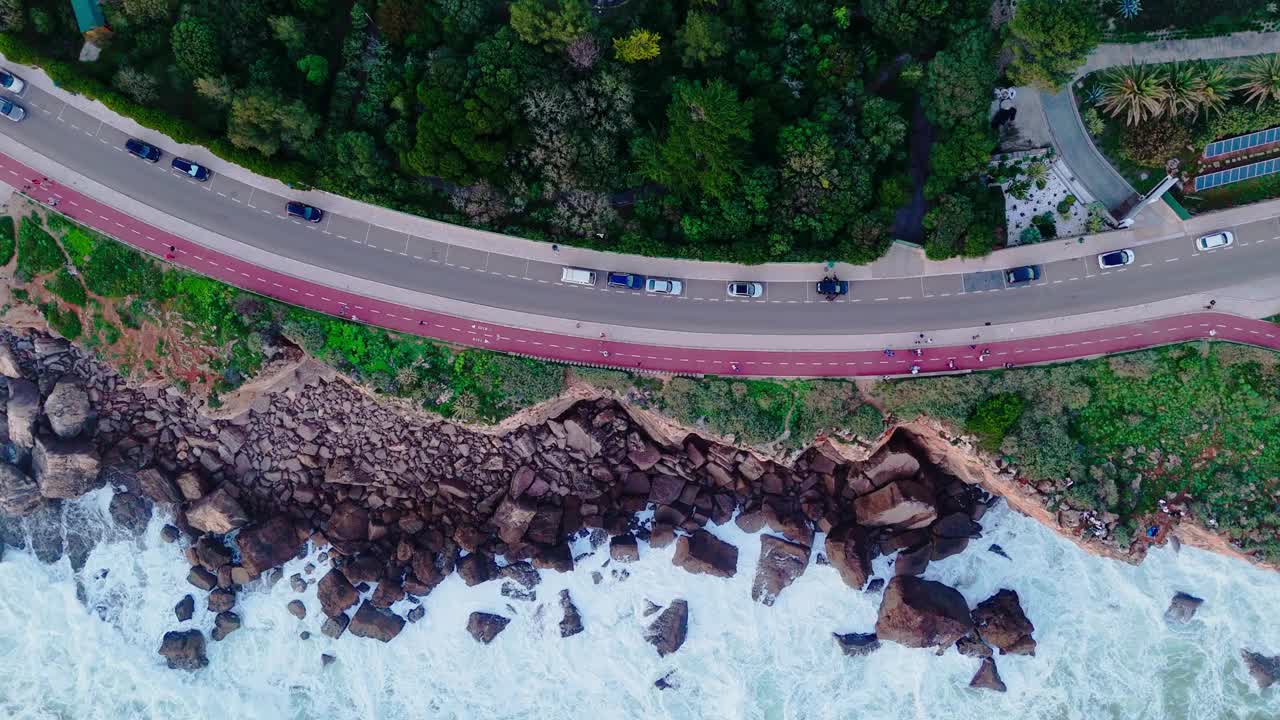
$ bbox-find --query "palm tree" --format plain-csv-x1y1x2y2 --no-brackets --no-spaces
1236,54,1280,108
1097,62,1167,126
1197,61,1234,117
1163,61,1204,118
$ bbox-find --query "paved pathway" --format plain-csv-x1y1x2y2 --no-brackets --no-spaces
7,152,1279,377
1078,32,1280,77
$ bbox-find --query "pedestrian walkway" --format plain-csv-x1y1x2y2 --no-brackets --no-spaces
1078,31,1280,77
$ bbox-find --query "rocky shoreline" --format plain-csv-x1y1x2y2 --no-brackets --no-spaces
0,326,1275,692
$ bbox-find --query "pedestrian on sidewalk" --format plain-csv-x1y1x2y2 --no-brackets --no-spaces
883,349,895,357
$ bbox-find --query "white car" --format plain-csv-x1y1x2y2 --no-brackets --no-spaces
1196,231,1234,251
645,277,683,295
1097,249,1134,269
727,281,764,298
0,70,25,96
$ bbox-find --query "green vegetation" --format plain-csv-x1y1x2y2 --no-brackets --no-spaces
1005,0,1102,90
1081,53,1280,209
38,301,81,340
43,267,87,306
0,215,13,265
16,214,64,279
1104,0,1277,41
0,0,1008,263
872,344,1280,561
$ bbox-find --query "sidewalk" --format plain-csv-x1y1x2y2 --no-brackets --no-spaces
1078,32,1280,77
0,51,1193,285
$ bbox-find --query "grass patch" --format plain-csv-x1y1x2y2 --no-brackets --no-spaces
16,215,64,279
0,215,14,266
43,268,87,307
39,302,82,340
965,392,1025,451
657,377,794,446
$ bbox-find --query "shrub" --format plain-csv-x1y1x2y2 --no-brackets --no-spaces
1019,225,1043,243
1119,118,1190,167
1082,107,1106,135
965,392,1026,451
1057,194,1076,216
16,215,64,278
44,268,87,306
0,215,13,265
1006,178,1031,200
1033,212,1058,238
39,302,82,340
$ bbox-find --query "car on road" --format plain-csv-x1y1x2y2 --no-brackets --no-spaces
1196,231,1234,251
0,97,24,122
0,70,25,95
286,201,324,223
1097,249,1134,269
171,157,211,181
125,138,161,162
645,277,683,295
1005,265,1041,285
607,272,645,289
727,281,764,298
816,276,848,297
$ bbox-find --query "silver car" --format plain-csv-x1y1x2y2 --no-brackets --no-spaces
0,98,25,122
727,281,764,298
1196,231,1234,251
645,277,683,295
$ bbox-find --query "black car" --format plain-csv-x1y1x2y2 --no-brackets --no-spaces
171,157,211,181
286,201,324,223
1005,265,1042,285
125,138,162,163
607,272,645,289
816,276,849,297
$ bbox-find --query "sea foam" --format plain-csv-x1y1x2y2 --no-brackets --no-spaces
1,488,1278,720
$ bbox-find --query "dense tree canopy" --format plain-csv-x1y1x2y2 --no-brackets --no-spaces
7,0,1013,263
1006,0,1104,89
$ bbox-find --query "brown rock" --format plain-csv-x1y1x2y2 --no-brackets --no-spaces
186,487,249,534
235,516,304,578
7,378,39,448
893,542,932,576
628,444,661,471
317,569,359,618
187,566,217,591
371,576,406,608
971,589,1036,656
969,658,1007,692
321,614,349,639
0,462,41,516
874,576,973,650
158,630,207,671
558,589,584,638
645,599,688,657
491,495,537,544
525,504,563,545
854,480,936,530
649,475,686,506
287,600,307,619
1164,592,1204,624
43,379,90,438
862,451,921,489
751,535,810,606
174,595,194,622
32,434,100,499
325,501,369,544
207,588,236,613
649,523,676,549
457,553,497,586
467,612,511,644
833,632,880,657
609,534,640,563
175,472,209,501
510,466,536,498
672,530,738,578
825,524,872,590
211,611,241,641
136,469,182,505
348,601,405,642
1243,650,1280,689
956,631,993,658
0,343,20,378
532,543,574,573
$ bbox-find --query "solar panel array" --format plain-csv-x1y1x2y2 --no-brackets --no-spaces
1194,158,1280,191
1203,126,1280,158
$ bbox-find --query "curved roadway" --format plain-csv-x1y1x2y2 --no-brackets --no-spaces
4,83,1280,339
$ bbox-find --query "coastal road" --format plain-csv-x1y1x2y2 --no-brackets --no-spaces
4,83,1280,337
7,150,1280,377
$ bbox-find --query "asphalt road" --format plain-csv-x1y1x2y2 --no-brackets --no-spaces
5,84,1280,336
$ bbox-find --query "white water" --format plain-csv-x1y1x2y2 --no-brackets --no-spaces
1,490,1278,720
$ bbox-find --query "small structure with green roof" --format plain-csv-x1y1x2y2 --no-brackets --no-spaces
70,0,105,34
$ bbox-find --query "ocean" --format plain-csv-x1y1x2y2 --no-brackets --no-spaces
0,488,1277,720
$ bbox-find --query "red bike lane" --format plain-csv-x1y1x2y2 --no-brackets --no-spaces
4,152,1279,377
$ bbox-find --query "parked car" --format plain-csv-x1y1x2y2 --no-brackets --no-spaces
816,276,848,297
727,281,764,298
171,157,211,181
1005,265,1041,285
0,97,24,122
1097,249,1134,269
125,138,161,162
645,277,683,295
0,70,26,95
1196,231,1234,251
560,267,596,286
286,201,323,223
607,272,645,289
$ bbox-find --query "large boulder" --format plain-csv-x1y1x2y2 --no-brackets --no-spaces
43,379,90,439
645,599,689,657
751,535,810,606
0,462,41,515
158,629,208,671
32,434,100,499
235,516,304,578
108,492,152,534
137,469,182,505
1243,650,1280,689
185,487,249,534
467,612,511,644
563,420,600,457
672,530,738,578
7,378,39,448
861,451,921,489
969,657,1007,692
317,569,359,618
971,589,1036,655
854,480,937,530
874,576,973,650
490,495,537,544
1164,592,1204,624
825,524,872,590
325,501,370,550
0,343,20,378
212,611,241,641
348,601,405,642
558,589,584,638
